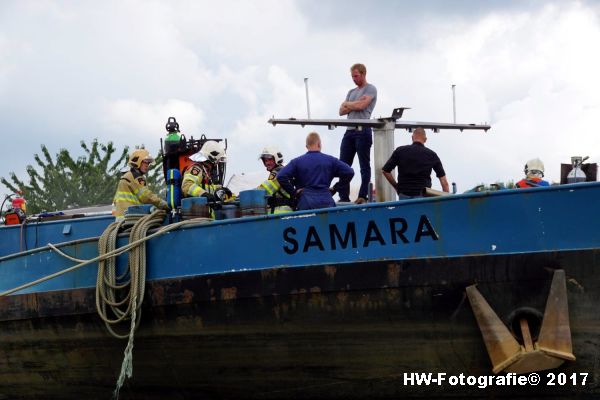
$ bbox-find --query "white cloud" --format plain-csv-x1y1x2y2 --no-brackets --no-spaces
102,98,205,153
1,0,600,199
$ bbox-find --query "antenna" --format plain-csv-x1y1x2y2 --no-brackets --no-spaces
304,78,311,119
451,84,456,123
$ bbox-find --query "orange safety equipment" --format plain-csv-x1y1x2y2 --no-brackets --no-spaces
516,177,550,188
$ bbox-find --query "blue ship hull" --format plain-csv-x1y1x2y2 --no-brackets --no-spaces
1,183,599,399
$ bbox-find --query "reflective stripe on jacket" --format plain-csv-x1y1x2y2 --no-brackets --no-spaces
258,165,292,214
113,169,166,217
259,178,290,199
182,163,220,197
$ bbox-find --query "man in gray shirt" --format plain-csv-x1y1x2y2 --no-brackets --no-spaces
336,63,377,204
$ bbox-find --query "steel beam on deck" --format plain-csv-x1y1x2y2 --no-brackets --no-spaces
268,117,491,133
268,109,491,203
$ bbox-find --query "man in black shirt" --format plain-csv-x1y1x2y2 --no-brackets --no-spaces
381,127,449,198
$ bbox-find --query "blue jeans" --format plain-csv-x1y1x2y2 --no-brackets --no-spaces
338,128,372,201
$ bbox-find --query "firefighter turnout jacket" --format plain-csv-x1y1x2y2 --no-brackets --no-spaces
182,163,220,197
258,165,293,214
113,169,168,219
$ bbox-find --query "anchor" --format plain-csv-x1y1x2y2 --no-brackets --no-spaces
466,269,575,374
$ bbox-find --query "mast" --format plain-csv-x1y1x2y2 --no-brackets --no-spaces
452,84,457,123
304,78,311,119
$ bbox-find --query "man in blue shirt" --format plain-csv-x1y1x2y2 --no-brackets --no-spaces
337,63,377,204
278,132,354,210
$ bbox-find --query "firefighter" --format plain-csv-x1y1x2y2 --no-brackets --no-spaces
182,140,232,202
516,158,550,188
113,148,168,220
257,146,293,214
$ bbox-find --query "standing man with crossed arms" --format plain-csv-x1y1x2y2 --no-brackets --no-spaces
336,63,377,204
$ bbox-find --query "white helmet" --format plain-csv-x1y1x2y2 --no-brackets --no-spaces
524,158,545,177
190,141,226,164
259,145,284,165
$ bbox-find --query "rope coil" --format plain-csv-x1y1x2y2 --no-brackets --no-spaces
0,214,212,297
96,211,166,399
0,210,214,399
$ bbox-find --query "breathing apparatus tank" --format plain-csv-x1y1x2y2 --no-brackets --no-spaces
567,156,588,184
163,117,184,171
165,168,182,209
162,117,186,211
159,117,229,217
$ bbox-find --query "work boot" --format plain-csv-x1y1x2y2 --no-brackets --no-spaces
354,197,367,204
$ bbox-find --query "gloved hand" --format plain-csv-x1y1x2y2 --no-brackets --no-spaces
201,192,217,203
329,186,337,196
222,187,233,198
159,200,170,211
214,187,234,202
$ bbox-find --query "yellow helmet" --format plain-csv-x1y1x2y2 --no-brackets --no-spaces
129,148,154,169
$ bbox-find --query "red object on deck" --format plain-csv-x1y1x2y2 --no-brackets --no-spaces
11,197,26,211
4,212,21,225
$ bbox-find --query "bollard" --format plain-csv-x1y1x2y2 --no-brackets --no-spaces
215,204,241,220
180,197,211,220
239,190,267,217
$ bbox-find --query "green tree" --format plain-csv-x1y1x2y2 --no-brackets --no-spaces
145,153,167,198
1,140,129,214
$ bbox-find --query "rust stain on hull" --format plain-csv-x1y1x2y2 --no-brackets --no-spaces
221,287,237,301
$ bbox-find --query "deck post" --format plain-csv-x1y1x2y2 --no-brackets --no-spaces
373,119,396,202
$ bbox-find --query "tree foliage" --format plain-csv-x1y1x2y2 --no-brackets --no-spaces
145,154,167,198
1,140,129,214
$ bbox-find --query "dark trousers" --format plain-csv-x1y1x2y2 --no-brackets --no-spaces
338,128,372,201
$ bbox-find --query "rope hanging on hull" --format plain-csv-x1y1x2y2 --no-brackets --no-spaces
96,210,165,399
1,210,214,399
96,212,162,338
96,210,215,399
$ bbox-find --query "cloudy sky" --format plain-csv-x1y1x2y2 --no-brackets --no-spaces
1,0,599,201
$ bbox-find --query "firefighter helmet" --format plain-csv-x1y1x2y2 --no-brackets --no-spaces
190,141,226,164
259,145,284,165
129,148,154,169
524,158,545,177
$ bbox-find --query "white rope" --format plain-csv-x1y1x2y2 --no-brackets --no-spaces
0,211,214,399
93,211,213,399
0,216,212,297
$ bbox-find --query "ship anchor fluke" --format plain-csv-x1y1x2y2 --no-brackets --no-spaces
466,269,575,374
